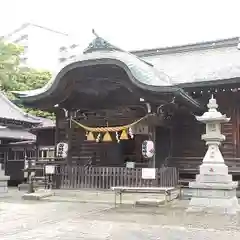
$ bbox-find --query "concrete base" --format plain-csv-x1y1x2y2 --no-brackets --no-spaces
187,180,240,214
18,183,30,191
0,180,8,193
168,188,180,201
187,196,239,214
0,164,10,194
135,198,165,207
181,186,240,200
22,189,54,200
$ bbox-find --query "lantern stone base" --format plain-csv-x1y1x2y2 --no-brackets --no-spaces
0,164,10,194
187,173,240,214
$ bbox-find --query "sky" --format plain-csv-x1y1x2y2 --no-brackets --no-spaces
1,0,240,51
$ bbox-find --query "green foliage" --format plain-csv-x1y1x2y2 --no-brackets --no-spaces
11,69,55,120
0,41,23,91
0,40,54,119
14,70,52,91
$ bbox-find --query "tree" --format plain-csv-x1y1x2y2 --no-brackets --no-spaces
12,69,54,119
0,40,53,119
0,41,23,90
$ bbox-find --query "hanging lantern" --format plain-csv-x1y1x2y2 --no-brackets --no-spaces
142,140,155,158
86,132,95,141
56,142,68,158
102,131,112,142
120,129,129,140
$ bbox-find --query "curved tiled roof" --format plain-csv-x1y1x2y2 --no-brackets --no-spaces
0,92,41,124
13,50,173,98
12,35,201,109
30,117,55,131
132,37,240,86
0,126,36,140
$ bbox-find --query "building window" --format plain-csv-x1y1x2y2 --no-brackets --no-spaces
59,57,67,63
70,44,78,49
59,46,67,52
39,147,55,160
7,150,25,161
15,151,25,160
14,34,28,44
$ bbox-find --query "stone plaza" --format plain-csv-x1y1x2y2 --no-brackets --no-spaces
1,189,240,240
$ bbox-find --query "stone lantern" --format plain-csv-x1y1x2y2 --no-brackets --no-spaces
187,96,239,214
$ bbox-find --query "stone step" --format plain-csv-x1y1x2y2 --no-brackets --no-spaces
22,190,54,200
135,198,165,207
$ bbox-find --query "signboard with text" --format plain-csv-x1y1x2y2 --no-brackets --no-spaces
142,168,156,179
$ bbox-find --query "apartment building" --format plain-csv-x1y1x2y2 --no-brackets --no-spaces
3,23,71,71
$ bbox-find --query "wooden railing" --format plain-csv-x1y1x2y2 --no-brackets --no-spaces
59,166,178,189
167,157,240,175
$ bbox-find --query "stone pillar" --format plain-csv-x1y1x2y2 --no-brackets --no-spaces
0,164,10,193
187,96,240,214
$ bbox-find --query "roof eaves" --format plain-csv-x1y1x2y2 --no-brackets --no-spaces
2,23,30,39
30,23,69,36
175,89,203,110
8,140,36,146
2,22,68,39
176,77,240,89
0,92,41,124
0,128,36,141
131,37,239,57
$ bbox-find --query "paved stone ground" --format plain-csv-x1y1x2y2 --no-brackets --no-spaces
1,188,240,239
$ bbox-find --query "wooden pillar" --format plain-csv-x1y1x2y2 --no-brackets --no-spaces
66,110,73,166
54,110,59,149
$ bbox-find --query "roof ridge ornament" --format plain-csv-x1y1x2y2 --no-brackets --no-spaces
83,29,122,54
92,29,99,38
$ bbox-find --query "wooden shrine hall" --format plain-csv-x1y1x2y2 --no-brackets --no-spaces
13,34,240,188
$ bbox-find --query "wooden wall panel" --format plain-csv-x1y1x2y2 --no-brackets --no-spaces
37,129,55,146
56,110,68,143
170,92,240,160
171,113,206,158
216,93,237,158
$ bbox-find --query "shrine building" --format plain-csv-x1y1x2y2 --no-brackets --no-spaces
13,34,240,188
